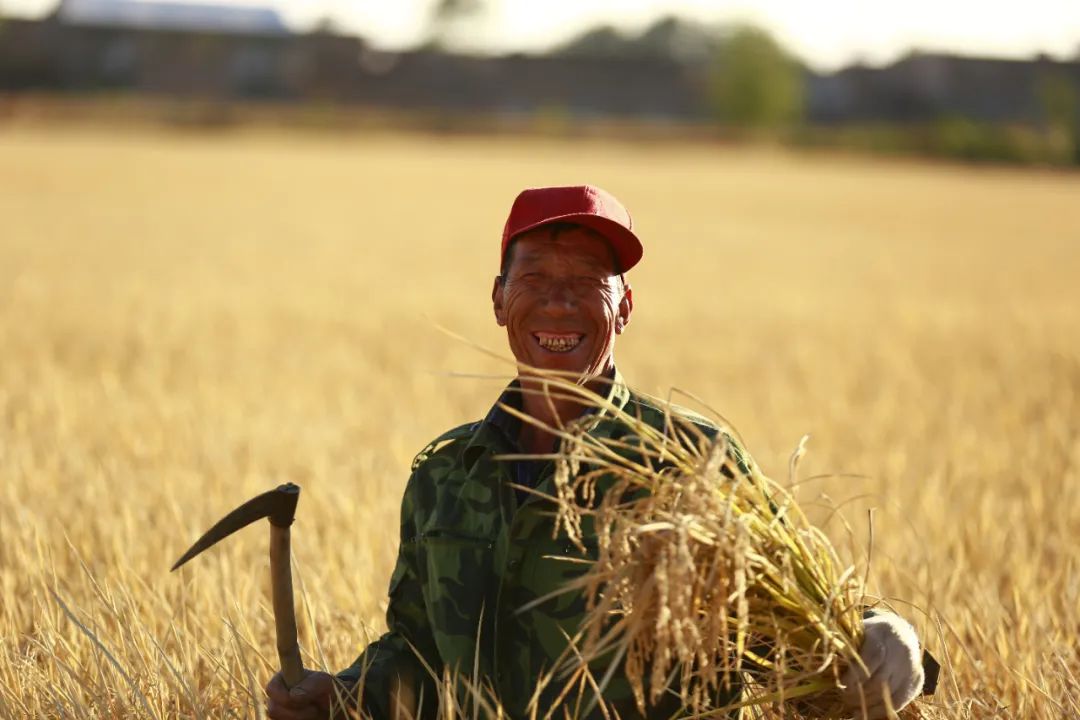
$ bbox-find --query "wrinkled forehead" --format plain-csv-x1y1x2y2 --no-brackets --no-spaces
511,227,619,274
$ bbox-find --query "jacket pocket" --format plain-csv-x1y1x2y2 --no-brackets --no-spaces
417,530,495,671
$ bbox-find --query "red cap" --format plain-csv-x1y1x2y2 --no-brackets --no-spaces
501,185,643,273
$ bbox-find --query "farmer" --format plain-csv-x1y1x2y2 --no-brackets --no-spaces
266,185,928,719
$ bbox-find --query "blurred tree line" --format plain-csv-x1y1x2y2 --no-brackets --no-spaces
551,15,1080,166
2,0,1077,166
555,18,804,130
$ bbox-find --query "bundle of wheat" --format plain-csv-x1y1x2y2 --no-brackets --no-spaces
506,373,867,719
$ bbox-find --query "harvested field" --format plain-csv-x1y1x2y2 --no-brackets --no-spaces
1,125,1077,718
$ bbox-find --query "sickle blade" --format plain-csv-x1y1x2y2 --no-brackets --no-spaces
170,483,300,572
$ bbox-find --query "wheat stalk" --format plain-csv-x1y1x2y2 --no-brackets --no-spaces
508,372,866,719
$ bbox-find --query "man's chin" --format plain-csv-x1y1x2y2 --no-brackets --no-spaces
508,337,607,380
520,352,603,381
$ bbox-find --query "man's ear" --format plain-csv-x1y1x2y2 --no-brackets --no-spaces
615,284,633,334
492,276,507,327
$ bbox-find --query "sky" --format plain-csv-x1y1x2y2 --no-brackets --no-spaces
3,0,1080,71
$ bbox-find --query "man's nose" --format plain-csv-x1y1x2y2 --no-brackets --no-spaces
540,280,579,313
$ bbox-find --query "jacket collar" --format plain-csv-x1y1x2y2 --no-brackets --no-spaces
463,368,631,472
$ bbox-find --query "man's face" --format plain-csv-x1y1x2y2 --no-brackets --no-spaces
492,225,633,380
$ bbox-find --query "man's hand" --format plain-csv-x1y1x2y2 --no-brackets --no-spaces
840,612,924,719
265,669,351,720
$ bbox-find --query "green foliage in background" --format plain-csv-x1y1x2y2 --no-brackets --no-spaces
709,25,805,129
1037,70,1080,163
1038,71,1078,129
554,15,723,64
424,0,488,51
792,119,1079,166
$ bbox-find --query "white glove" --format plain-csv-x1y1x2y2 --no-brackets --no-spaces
840,611,924,718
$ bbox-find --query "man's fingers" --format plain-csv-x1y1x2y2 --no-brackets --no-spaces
266,673,305,710
841,671,887,715
840,677,893,719
294,671,334,694
290,671,335,712
266,670,338,719
858,679,891,717
267,698,324,720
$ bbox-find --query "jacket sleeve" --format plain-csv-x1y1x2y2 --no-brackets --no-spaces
336,473,441,718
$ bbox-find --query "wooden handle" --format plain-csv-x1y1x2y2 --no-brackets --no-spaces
269,523,304,688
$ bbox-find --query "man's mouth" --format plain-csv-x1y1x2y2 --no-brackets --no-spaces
533,332,585,353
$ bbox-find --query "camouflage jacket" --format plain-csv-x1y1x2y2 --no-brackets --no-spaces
338,371,754,719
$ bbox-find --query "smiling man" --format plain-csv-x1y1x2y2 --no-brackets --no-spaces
266,185,929,719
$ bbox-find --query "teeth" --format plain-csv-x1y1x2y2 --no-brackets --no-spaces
535,333,583,353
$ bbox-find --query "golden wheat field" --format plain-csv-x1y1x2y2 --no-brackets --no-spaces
1,124,1078,718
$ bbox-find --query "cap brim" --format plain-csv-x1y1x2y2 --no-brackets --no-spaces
509,213,643,273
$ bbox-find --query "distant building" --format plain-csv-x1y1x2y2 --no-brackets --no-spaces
1,2,299,96
0,8,706,115
1,7,1078,128
806,52,1080,126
